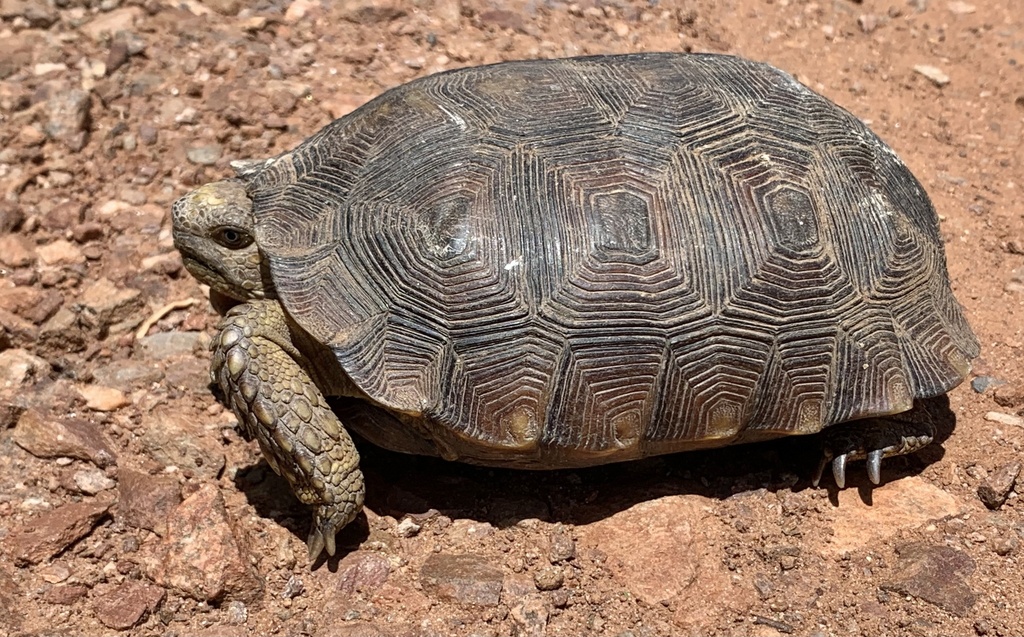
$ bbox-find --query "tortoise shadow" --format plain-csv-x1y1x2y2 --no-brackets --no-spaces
232,395,955,554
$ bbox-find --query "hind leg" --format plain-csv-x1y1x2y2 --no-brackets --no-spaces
814,399,939,488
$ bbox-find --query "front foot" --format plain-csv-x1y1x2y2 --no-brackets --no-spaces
211,300,365,561
813,401,936,488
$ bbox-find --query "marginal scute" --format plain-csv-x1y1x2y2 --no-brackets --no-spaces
499,404,541,450
246,53,978,466
707,399,743,439
796,399,824,433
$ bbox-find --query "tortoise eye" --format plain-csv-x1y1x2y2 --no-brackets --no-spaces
212,226,253,250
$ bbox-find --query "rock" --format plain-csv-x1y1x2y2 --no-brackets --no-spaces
1006,266,1024,294
284,0,319,22
203,0,239,15
993,535,1019,557
0,307,38,350
44,90,91,151
947,1,976,13
77,384,129,411
0,201,25,233
140,251,183,275
91,580,165,630
0,234,35,267
116,469,182,535
282,575,304,599
0,0,57,27
139,123,158,145
533,566,564,591
827,477,964,554
38,307,87,354
34,62,67,76
142,484,263,602
36,239,85,266
12,409,118,468
331,551,391,595
0,348,49,389
72,467,116,495
984,411,1024,427
978,462,1020,510
394,517,421,538
40,563,71,584
76,278,144,336
580,496,707,605
479,9,526,32
91,360,164,392
547,525,576,563
80,6,142,41
323,625,396,637
4,500,111,565
420,553,504,606
225,599,248,624
106,37,130,74
913,64,950,87
72,221,105,243
42,200,86,231
510,596,549,637
971,376,1005,393
338,0,405,24
186,144,223,165
0,566,21,631
43,584,89,605
0,31,40,80
993,383,1024,409
0,286,63,324
137,331,204,360
139,408,225,480
882,542,976,616
163,358,215,393
857,14,879,33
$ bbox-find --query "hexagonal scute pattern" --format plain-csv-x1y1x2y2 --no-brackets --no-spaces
249,53,979,468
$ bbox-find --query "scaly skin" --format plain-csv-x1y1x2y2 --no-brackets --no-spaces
210,299,365,559
814,398,939,488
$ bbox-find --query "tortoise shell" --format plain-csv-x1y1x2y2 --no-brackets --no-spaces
241,53,978,467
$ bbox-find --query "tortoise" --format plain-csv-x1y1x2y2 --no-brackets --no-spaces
171,53,979,559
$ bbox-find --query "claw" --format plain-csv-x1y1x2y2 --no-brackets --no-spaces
306,518,339,562
831,453,847,489
867,449,884,485
306,528,325,562
812,453,829,487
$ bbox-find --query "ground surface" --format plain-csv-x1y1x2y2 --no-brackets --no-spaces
1,0,1023,635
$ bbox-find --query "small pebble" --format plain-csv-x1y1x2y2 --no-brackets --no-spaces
914,64,950,87
947,1,976,14
858,14,879,33
978,462,1021,510
282,575,304,599
186,144,223,166
395,517,421,538
73,468,116,495
78,385,129,412
533,566,564,591
992,536,1018,557
971,376,1006,394
984,412,1024,427
225,600,247,624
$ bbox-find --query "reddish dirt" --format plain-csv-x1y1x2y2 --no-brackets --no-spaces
1,1,1022,636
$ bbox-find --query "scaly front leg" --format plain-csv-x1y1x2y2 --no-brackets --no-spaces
210,300,364,560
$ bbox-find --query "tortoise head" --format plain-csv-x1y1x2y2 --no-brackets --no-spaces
171,180,272,301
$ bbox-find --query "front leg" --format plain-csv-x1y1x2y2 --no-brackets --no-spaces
210,300,365,560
